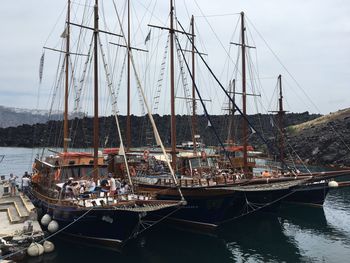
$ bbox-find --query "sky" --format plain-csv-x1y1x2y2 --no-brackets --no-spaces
0,0,349,116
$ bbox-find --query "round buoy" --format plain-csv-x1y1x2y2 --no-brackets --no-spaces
27,242,44,257
40,214,52,226
38,243,44,256
328,180,339,188
43,240,55,253
48,220,59,233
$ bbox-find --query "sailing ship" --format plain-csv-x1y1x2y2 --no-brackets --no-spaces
112,7,310,229
129,8,350,230
213,16,350,207
28,0,184,247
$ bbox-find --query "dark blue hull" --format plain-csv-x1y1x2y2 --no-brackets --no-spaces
284,182,329,206
141,186,287,230
28,193,142,246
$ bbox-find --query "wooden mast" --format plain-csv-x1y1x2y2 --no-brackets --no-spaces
240,12,248,175
63,0,71,152
93,0,99,180
126,0,131,151
278,74,285,168
191,15,197,154
170,0,176,170
227,79,236,144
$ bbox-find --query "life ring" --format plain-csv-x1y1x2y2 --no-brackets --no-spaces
130,166,136,177
201,151,207,160
143,150,150,160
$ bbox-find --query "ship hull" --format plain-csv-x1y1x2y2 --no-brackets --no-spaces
284,182,330,206
28,192,143,246
138,184,286,230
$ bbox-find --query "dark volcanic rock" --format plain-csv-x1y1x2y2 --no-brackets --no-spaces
0,113,319,150
287,108,350,167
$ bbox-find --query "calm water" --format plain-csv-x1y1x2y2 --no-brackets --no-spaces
1,147,350,263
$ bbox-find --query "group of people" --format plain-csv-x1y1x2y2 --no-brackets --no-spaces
101,173,130,196
8,171,31,196
61,173,130,199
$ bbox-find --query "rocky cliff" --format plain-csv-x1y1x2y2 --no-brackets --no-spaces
287,108,350,167
0,112,319,148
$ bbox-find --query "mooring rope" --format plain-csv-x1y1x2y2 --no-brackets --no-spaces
0,205,95,260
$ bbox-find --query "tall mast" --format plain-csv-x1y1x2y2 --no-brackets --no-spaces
240,12,248,175
126,0,131,151
227,79,236,144
93,0,99,180
63,0,71,152
278,74,285,168
191,15,197,154
170,0,176,169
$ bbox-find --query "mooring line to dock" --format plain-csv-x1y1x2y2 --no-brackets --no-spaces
0,206,95,260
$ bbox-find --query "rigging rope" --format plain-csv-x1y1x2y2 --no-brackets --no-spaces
176,20,296,173
98,36,134,193
112,0,185,201
153,34,170,113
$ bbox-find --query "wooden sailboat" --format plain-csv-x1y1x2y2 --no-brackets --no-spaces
272,75,345,206
216,16,350,207
28,0,183,247
115,8,298,230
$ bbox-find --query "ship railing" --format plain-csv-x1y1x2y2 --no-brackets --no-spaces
156,174,237,188
31,186,156,208
70,191,157,207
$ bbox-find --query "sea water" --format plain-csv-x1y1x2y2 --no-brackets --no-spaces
1,147,350,263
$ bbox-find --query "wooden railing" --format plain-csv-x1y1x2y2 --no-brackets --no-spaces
156,174,237,188
30,186,156,208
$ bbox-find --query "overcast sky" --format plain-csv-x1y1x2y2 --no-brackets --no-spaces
0,0,349,115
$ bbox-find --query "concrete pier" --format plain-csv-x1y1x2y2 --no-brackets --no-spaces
0,193,44,260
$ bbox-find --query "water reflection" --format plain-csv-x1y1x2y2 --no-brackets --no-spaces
218,213,302,263
23,199,350,263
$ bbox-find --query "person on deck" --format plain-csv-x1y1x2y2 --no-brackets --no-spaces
262,170,271,177
108,173,116,196
100,177,110,190
87,180,96,192
21,173,31,196
9,174,17,196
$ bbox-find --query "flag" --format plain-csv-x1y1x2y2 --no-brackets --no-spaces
250,127,256,134
270,116,274,127
39,52,45,83
144,30,151,45
207,120,212,128
60,27,68,38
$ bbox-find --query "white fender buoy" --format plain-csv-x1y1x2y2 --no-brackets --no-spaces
328,180,339,188
43,240,55,253
40,214,52,226
48,220,59,233
38,243,44,256
27,242,44,257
